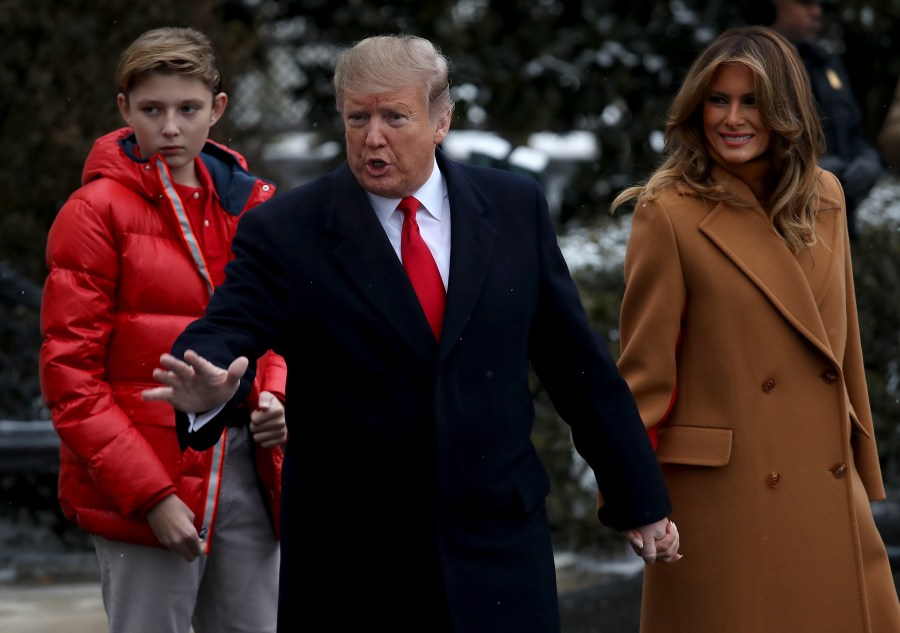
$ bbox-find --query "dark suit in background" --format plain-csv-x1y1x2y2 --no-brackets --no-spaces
798,40,881,238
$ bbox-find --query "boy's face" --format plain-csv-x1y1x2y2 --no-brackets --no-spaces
118,72,227,186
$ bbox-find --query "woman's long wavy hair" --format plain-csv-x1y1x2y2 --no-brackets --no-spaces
611,26,826,252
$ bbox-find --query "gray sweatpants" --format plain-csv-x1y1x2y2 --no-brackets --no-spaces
93,425,279,633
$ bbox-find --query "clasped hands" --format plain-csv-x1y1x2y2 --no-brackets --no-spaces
625,518,682,564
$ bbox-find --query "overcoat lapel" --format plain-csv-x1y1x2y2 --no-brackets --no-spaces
698,170,836,363
323,156,497,365
437,154,497,362
326,164,437,366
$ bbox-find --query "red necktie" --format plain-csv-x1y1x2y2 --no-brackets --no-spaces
397,196,445,339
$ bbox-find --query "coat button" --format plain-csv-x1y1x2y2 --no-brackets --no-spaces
767,472,782,488
762,379,775,392
830,463,847,478
262,184,271,191
821,369,838,383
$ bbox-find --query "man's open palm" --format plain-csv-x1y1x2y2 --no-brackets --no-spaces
142,350,248,413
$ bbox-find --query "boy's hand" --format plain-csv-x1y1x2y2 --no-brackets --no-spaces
146,494,204,562
251,391,288,448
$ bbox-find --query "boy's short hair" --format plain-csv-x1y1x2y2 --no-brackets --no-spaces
116,27,222,97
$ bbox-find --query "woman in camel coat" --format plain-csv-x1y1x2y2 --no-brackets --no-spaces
612,26,899,633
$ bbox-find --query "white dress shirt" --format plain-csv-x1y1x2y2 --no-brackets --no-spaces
366,158,451,289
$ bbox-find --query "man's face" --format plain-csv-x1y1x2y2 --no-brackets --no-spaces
342,85,450,199
117,72,226,186
772,0,823,43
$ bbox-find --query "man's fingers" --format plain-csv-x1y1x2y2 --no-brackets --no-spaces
627,519,683,565
224,355,249,381
158,352,193,375
640,539,658,563
181,350,219,377
142,385,173,401
150,366,185,388
655,521,683,563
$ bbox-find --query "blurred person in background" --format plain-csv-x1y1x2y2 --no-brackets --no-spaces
876,75,900,172
743,0,883,239
39,27,287,633
612,26,900,633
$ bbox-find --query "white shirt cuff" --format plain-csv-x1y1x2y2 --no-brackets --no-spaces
186,402,227,432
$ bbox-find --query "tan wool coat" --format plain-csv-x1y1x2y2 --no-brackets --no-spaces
618,166,900,633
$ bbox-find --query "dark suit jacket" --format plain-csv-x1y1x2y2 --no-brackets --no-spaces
173,149,670,633
798,42,882,218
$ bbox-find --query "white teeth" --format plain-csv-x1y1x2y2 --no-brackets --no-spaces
724,135,751,142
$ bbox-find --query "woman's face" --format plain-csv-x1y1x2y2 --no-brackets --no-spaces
703,63,771,164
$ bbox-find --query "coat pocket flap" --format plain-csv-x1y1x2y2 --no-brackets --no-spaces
656,426,733,467
848,407,871,439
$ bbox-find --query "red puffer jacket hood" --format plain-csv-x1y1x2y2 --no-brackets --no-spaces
40,127,284,549
82,128,271,217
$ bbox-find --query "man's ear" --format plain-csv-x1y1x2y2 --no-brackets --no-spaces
117,93,132,126
433,108,451,145
209,92,228,127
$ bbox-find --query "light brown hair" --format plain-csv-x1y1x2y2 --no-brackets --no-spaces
333,34,454,123
612,26,825,252
116,27,222,98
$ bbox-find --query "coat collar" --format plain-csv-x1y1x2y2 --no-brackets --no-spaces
324,150,496,366
97,128,272,216
698,165,841,362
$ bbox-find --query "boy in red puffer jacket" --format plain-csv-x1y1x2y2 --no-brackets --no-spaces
39,27,286,633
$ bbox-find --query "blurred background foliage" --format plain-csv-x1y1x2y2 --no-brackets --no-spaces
2,0,900,554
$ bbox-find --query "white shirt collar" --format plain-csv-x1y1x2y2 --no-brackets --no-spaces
367,158,445,224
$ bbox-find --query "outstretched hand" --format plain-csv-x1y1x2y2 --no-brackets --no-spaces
142,350,248,413
625,518,682,564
